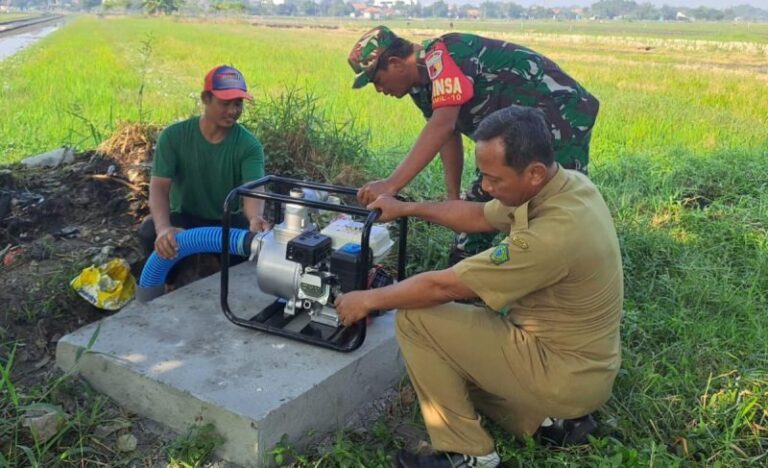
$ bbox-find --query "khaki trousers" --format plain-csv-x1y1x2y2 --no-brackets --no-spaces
395,303,547,456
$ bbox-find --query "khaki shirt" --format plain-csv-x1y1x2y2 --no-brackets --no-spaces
453,167,623,413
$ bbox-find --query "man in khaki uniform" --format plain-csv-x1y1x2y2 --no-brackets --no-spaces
335,105,623,468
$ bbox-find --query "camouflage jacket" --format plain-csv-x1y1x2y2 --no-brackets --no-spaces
410,33,599,171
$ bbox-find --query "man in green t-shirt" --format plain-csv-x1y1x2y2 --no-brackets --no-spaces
138,65,268,260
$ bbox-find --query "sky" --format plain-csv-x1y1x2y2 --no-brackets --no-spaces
436,1,768,8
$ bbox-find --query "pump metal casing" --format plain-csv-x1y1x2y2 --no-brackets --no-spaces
254,231,302,301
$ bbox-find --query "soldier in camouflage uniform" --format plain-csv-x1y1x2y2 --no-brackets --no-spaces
349,26,599,263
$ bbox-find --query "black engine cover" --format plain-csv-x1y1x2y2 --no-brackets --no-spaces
286,232,332,268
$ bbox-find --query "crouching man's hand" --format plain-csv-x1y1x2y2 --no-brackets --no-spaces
335,291,373,327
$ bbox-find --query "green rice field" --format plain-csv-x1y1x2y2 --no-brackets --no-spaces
1,16,766,169
1,15,766,467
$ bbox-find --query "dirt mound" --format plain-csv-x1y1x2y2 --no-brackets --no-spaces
97,122,160,188
0,124,226,466
2,155,137,245
0,124,158,381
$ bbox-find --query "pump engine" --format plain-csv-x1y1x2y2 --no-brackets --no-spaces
248,188,394,327
220,176,408,352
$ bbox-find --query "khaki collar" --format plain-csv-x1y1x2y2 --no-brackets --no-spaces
508,164,566,230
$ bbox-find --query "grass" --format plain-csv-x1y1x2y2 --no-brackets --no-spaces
228,16,768,43
0,14,766,467
0,13,36,24
1,322,221,467
166,423,224,468
1,16,766,167
590,149,768,466
374,18,768,43
0,325,106,467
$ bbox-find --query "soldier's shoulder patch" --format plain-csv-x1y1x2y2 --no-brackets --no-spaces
489,244,510,265
426,48,444,80
510,235,529,250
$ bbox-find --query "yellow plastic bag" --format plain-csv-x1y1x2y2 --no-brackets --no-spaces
70,258,136,311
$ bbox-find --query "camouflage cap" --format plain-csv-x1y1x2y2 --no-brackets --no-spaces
348,25,398,89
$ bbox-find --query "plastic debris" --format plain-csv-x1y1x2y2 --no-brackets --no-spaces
2,245,24,267
70,258,135,310
20,147,75,168
53,226,80,239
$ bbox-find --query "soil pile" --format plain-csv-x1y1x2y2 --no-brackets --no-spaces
0,123,158,380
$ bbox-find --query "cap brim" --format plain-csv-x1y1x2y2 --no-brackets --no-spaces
212,89,253,101
352,72,371,89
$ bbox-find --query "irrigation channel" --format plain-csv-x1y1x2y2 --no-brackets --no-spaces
0,15,65,61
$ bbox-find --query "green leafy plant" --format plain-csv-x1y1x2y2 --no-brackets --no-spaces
166,423,224,468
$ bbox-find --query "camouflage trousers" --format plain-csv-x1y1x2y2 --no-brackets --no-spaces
448,132,591,265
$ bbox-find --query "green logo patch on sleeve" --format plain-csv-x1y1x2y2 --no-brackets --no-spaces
489,244,510,265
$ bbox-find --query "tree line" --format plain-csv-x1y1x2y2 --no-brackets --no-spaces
7,0,768,21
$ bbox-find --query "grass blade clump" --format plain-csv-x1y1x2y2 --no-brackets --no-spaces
241,87,372,186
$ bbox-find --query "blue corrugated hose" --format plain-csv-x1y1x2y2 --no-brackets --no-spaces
138,227,248,290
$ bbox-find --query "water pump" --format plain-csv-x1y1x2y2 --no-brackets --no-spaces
220,176,408,352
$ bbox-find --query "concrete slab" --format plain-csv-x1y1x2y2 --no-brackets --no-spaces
56,263,404,467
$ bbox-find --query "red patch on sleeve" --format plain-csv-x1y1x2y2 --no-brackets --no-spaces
425,42,474,109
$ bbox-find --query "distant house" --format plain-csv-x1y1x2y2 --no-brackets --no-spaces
373,0,417,7
349,0,415,18
465,8,480,19
571,7,584,20
362,6,382,19
676,11,691,21
349,2,367,17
